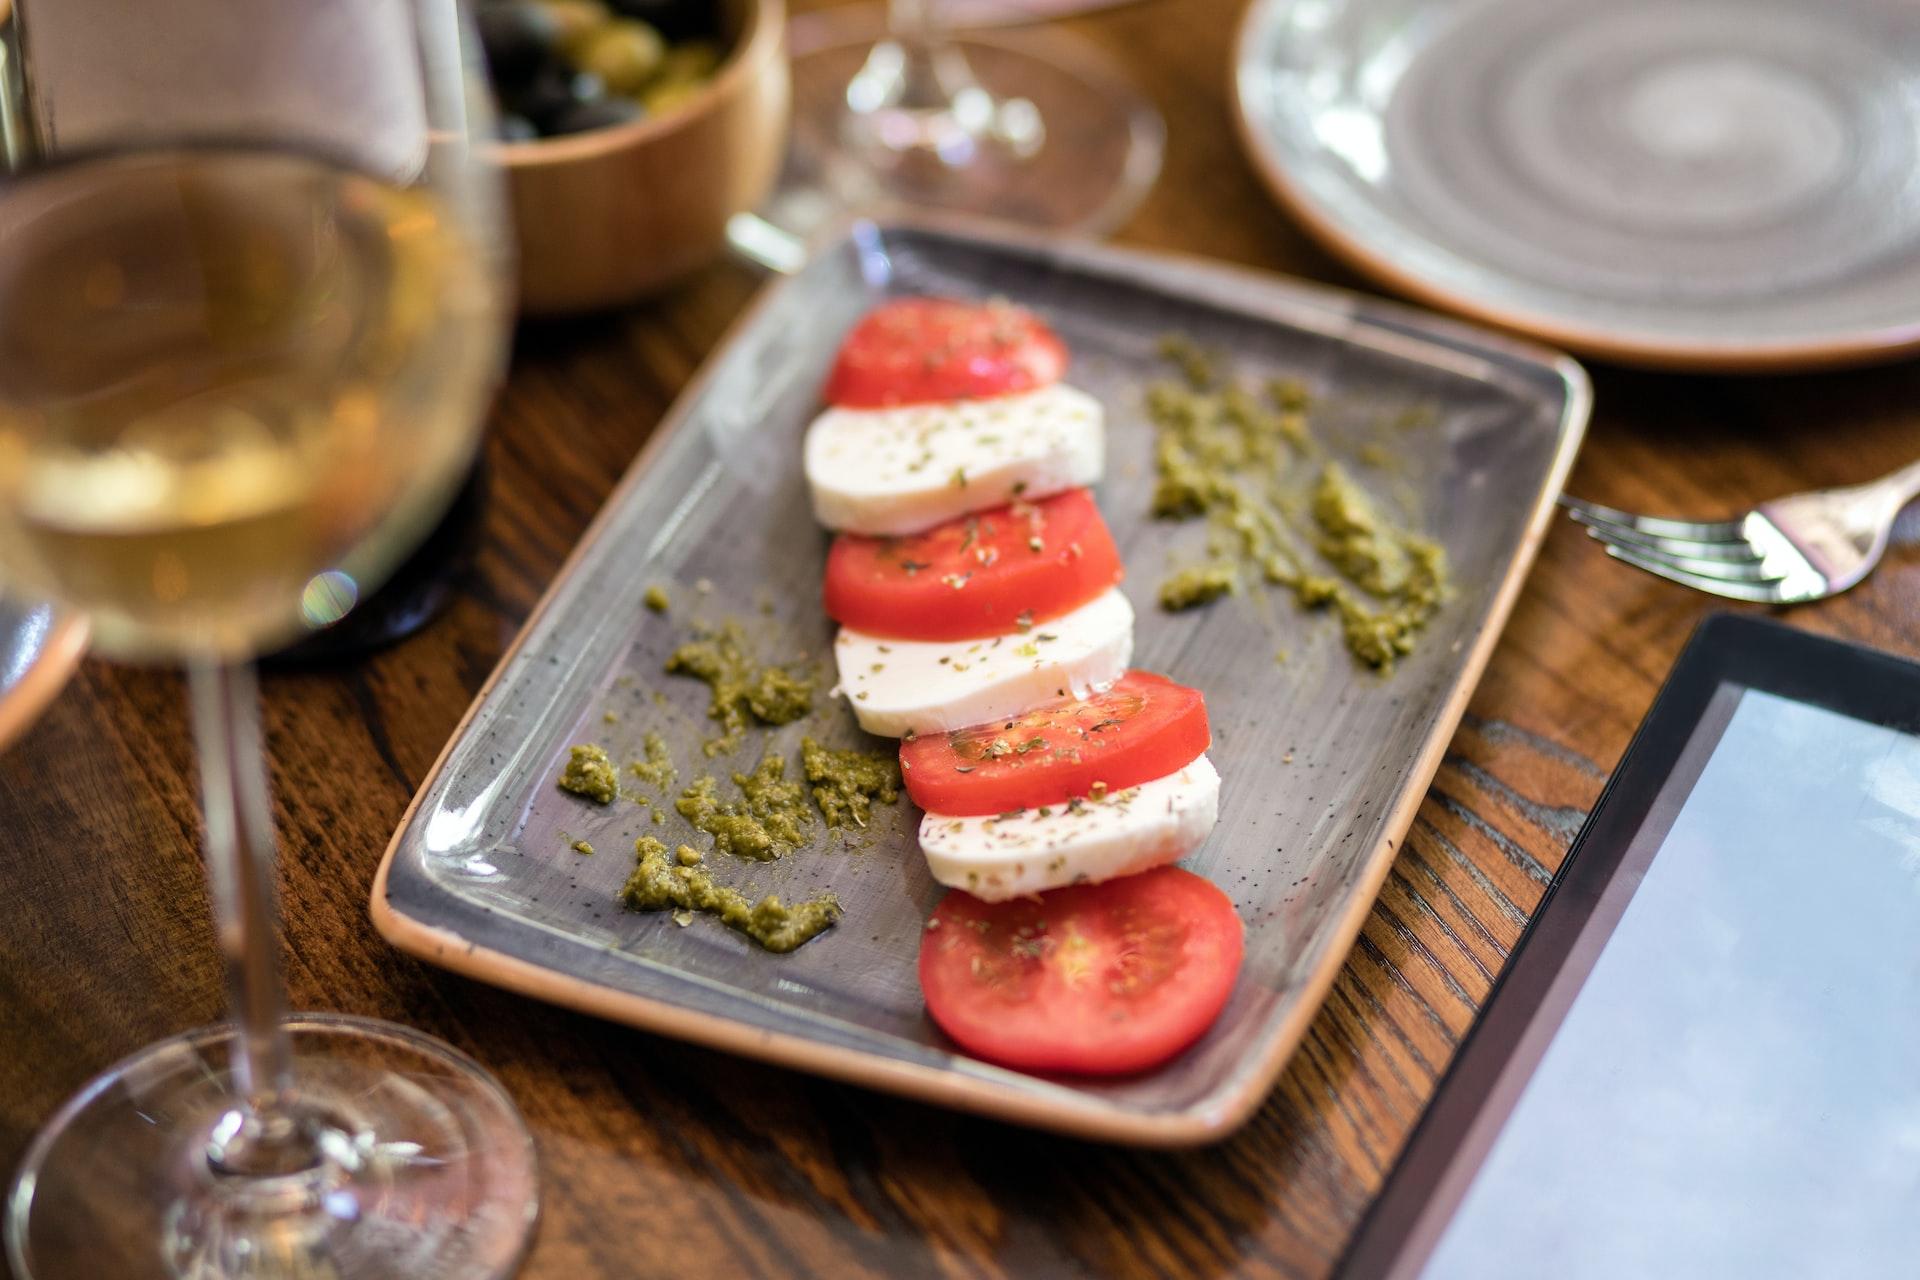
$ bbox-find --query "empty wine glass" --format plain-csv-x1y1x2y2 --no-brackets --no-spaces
763,0,1164,239
0,2,537,1276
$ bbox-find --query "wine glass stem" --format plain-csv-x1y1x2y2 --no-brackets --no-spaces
879,0,979,114
187,658,307,1177
888,0,939,48
851,0,1044,163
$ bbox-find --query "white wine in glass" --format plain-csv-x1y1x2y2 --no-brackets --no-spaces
0,150,495,659
0,6,538,1279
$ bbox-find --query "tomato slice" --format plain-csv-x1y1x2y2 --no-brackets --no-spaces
899,671,1209,816
823,489,1122,642
823,297,1068,408
919,867,1244,1075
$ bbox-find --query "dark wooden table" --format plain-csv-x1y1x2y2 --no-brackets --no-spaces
5,1,1920,1275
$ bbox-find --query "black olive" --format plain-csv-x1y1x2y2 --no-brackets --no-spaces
475,2,561,87
504,64,577,130
607,0,712,44
547,95,645,135
497,113,541,143
569,70,610,104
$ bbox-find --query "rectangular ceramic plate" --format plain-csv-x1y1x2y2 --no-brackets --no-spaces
372,220,1589,1146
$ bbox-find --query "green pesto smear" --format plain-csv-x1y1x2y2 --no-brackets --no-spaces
665,621,813,756
556,743,619,804
801,736,900,829
552,647,899,951
1302,465,1449,669
1157,562,1238,611
1147,335,1451,672
627,730,676,789
675,753,812,860
620,836,840,953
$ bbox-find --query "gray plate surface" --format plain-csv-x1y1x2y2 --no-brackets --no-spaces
1235,0,1920,369
373,221,1587,1145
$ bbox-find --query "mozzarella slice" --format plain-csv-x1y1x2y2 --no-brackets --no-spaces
834,587,1133,738
919,755,1221,901
803,384,1105,535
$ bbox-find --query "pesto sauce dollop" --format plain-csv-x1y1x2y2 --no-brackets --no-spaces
665,622,814,756
800,736,900,829
1298,465,1449,669
557,743,619,805
1146,334,1451,672
1157,562,1238,610
674,753,813,860
627,730,676,789
620,836,840,953
581,626,903,955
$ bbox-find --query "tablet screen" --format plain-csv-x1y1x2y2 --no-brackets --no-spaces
1415,685,1920,1279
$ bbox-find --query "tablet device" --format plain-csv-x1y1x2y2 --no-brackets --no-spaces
1339,614,1920,1280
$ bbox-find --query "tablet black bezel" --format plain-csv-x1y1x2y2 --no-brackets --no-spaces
1337,612,1920,1278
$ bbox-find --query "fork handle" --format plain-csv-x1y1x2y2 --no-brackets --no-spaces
1887,456,1920,506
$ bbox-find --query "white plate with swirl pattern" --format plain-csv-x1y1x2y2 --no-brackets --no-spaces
1234,0,1920,371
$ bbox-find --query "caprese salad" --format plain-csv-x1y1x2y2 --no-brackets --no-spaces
803,297,1244,1077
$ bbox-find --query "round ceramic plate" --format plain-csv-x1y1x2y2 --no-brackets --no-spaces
1233,0,1920,371
0,598,86,754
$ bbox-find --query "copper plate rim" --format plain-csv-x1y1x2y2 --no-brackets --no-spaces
0,610,87,755
369,215,1591,1147
1228,2,1920,375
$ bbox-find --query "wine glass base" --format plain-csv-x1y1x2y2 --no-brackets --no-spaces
768,14,1165,240
6,1014,538,1280
262,455,489,669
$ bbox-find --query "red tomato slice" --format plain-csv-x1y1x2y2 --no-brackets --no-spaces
823,490,1122,642
919,867,1244,1075
900,671,1209,816
823,297,1068,408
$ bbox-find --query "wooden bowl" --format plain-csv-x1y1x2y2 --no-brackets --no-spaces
498,0,788,315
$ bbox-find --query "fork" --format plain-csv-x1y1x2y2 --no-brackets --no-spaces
1561,458,1920,603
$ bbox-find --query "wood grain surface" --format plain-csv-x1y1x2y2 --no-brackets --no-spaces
3,1,1919,1275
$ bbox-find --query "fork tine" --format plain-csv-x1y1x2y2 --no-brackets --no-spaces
1561,496,1747,544
1602,543,1789,603
1576,520,1764,563
1581,527,1783,582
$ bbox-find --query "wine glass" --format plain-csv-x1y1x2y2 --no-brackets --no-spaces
762,0,1165,239
0,3,537,1277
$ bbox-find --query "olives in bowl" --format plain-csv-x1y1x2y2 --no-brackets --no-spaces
477,0,723,139
481,0,790,314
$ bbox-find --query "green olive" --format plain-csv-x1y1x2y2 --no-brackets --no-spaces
652,40,720,86
576,19,666,94
640,79,704,116
539,0,613,55
639,39,719,115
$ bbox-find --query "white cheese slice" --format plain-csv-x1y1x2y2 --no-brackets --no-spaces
919,754,1221,901
803,384,1105,535
834,587,1133,738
